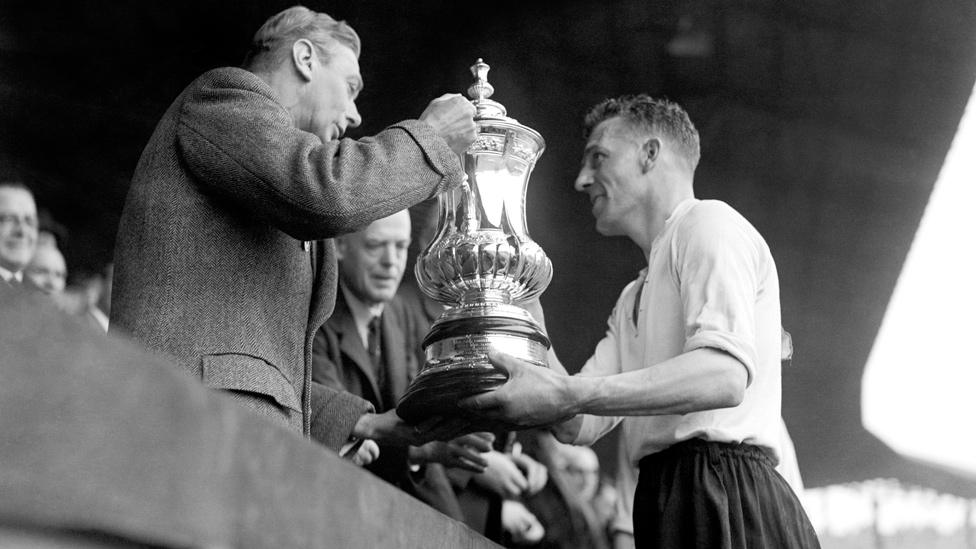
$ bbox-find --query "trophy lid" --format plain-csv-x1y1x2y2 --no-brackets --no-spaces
466,58,512,122
465,58,545,155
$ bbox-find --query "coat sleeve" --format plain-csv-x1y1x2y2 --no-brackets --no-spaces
175,70,466,240
308,380,373,452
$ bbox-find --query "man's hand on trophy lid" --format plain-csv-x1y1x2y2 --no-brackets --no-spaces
419,93,478,156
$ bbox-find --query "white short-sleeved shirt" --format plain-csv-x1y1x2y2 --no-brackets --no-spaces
573,198,783,467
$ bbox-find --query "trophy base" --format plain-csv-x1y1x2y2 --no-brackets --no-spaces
396,355,508,423
397,303,550,424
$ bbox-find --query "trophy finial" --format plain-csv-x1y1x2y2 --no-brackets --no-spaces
467,58,494,101
466,58,506,118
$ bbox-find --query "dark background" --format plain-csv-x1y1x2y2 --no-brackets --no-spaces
2,0,974,493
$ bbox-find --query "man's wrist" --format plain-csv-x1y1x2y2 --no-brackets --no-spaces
562,374,589,416
407,444,425,464
352,412,376,440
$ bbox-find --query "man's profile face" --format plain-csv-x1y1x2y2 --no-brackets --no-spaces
574,117,650,238
337,210,411,306
302,43,363,142
25,244,66,294
0,186,38,273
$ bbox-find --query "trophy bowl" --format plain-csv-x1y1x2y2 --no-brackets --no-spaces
397,59,552,424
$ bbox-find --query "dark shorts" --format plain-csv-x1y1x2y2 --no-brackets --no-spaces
634,438,821,549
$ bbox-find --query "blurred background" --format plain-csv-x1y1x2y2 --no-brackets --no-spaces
2,1,974,546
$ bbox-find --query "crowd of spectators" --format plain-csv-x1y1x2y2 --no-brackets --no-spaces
1,182,112,333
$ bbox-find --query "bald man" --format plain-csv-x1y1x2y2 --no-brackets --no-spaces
313,210,491,518
24,244,67,295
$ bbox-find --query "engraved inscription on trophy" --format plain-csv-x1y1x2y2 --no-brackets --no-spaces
397,59,552,423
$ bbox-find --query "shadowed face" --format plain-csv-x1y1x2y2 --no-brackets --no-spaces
337,210,411,306
0,186,38,274
555,445,600,501
25,244,66,294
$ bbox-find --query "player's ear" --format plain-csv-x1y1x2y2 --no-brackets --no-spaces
640,137,660,173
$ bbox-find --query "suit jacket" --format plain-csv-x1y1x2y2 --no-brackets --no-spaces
312,291,464,520
312,290,419,412
110,67,464,450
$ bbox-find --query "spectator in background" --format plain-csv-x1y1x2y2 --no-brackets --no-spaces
109,5,476,451
313,210,493,518
610,432,637,549
24,242,67,296
70,265,112,332
0,182,38,287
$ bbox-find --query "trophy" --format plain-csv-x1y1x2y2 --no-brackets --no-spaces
397,59,552,423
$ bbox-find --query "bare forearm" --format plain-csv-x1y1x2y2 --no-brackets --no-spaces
464,349,747,431
568,348,747,416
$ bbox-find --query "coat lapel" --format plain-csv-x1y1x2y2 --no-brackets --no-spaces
308,239,339,341
380,311,410,408
330,292,384,408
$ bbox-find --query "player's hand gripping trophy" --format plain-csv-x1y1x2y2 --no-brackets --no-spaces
397,59,552,424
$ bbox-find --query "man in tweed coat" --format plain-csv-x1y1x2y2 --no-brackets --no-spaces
111,6,476,454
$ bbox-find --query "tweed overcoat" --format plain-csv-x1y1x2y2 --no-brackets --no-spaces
111,67,465,450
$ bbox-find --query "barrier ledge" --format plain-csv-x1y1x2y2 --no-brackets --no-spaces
0,286,499,549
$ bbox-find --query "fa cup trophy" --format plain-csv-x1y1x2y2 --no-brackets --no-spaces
397,59,552,423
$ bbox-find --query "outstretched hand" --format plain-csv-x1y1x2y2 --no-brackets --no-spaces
510,449,548,496
353,409,474,447
458,351,579,429
502,500,546,545
348,439,380,467
411,432,495,473
473,450,530,499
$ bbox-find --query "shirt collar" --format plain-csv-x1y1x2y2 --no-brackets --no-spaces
648,197,699,262
0,265,22,283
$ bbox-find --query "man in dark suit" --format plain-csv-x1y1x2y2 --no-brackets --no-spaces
111,6,477,455
0,182,38,288
313,210,492,518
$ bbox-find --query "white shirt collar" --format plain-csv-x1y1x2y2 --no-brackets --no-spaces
0,265,22,283
648,197,699,262
89,306,109,332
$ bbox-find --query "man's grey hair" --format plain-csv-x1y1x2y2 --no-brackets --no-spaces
0,181,33,195
243,6,361,72
583,94,701,170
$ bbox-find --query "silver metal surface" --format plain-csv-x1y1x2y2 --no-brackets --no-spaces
415,58,552,307
398,59,553,422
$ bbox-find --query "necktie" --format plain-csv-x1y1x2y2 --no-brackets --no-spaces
367,316,384,383
366,316,390,407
